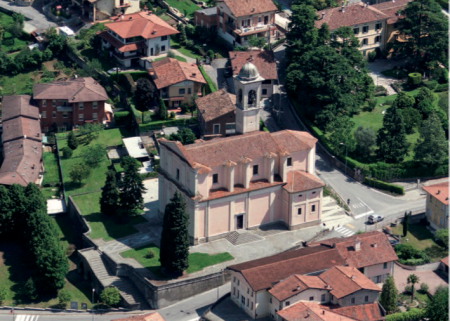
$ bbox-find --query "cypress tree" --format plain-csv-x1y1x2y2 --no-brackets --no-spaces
100,170,120,215
403,212,409,237
414,113,448,166
380,275,398,314
67,131,79,150
160,192,190,276
119,157,146,215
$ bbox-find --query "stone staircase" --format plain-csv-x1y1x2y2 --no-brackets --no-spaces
321,196,352,227
225,231,263,246
79,249,147,309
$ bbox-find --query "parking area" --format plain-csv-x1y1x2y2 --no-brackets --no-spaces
393,263,448,294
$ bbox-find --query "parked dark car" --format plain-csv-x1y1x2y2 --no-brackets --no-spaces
368,214,384,224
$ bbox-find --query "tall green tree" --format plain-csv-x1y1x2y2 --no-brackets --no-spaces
248,36,267,49
354,126,377,159
326,116,356,156
135,78,157,112
414,113,448,166
81,144,105,168
426,286,449,321
119,157,146,215
67,131,79,150
414,87,435,118
169,128,197,145
396,0,448,69
100,171,120,216
407,274,420,302
377,104,409,163
69,163,91,184
392,92,415,110
380,276,398,314
160,192,190,276
0,185,13,238
157,98,168,120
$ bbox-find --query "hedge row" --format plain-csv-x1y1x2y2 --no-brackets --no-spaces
139,118,198,132
386,308,425,321
199,65,218,94
114,111,131,126
363,177,405,195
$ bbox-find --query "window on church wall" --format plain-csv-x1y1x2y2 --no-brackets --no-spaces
248,90,256,106
238,89,243,104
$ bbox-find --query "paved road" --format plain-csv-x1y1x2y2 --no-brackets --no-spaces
0,0,56,31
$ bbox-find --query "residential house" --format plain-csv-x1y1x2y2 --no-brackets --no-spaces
0,95,43,186
422,182,449,230
229,50,278,99
277,301,385,321
439,257,448,279
195,7,218,30
227,231,397,319
216,0,279,46
111,312,166,321
99,11,179,68
72,0,140,22
33,77,109,132
196,89,237,137
149,57,206,108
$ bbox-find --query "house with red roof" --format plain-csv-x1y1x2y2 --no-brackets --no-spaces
72,0,141,22
111,312,166,321
99,11,179,68
422,181,449,230
149,57,206,108
216,0,280,46
226,231,396,319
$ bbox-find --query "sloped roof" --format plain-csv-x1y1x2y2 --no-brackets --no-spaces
278,302,357,321
196,89,236,122
423,182,449,205
319,266,380,299
1,117,41,143
99,31,147,52
269,274,327,301
316,231,398,268
227,245,346,291
105,11,179,39
1,95,39,121
332,303,385,321
284,171,325,193
219,0,278,17
372,0,411,24
151,58,206,89
316,2,388,30
33,77,108,102
111,312,166,321
229,50,278,80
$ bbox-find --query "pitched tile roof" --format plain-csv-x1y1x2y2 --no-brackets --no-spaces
316,2,388,30
423,182,449,205
99,31,147,52
332,303,385,321
372,0,411,24
269,274,328,301
229,50,278,80
1,95,39,121
1,117,41,143
277,302,357,321
33,77,108,103
319,266,380,299
150,58,206,89
105,12,179,39
111,312,166,321
160,130,317,170
227,245,346,291
196,89,236,122
284,171,325,193
316,231,398,268
440,256,449,267
219,0,278,17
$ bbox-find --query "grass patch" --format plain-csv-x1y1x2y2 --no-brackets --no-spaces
43,151,60,185
165,0,199,17
0,71,35,95
71,192,145,241
392,223,447,261
170,38,202,59
121,244,234,276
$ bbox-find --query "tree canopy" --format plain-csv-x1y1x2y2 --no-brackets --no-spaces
380,275,398,314
135,78,157,112
414,112,448,166
100,171,120,216
426,286,448,321
119,157,146,215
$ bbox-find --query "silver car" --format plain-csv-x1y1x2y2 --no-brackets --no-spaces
368,214,384,224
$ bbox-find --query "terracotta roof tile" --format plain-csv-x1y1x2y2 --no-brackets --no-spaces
196,89,236,122
316,2,388,30
284,171,325,193
372,0,411,24
227,246,346,291
1,95,39,121
229,50,278,80
315,231,398,268
105,12,179,39
2,117,41,143
277,302,358,321
332,303,385,321
219,0,278,17
111,312,166,321
423,182,449,205
151,58,206,89
440,256,448,267
319,266,380,299
271,130,317,153
33,77,108,102
269,274,327,301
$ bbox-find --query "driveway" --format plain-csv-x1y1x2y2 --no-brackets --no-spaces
0,0,56,31
393,263,448,294
367,59,406,95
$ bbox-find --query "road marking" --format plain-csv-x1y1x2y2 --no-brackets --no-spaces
354,210,374,219
347,224,355,229
14,315,39,321
335,226,355,237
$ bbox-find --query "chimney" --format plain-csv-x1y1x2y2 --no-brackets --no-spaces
340,5,345,12
355,239,361,251
372,243,378,248
321,12,325,19
129,16,133,20
192,72,197,77
437,190,441,195
322,310,325,315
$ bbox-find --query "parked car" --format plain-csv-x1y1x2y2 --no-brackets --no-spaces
389,239,400,246
107,67,122,74
368,214,384,224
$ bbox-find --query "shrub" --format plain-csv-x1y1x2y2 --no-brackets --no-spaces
61,146,73,159
23,278,38,301
374,85,388,97
435,228,448,248
114,111,131,126
368,50,377,62
408,73,422,87
100,286,121,307
395,244,430,265
434,83,448,92
386,308,425,321
58,289,72,308
363,177,404,195
423,80,438,90
404,284,413,294
419,283,429,293
0,287,7,305
169,111,176,119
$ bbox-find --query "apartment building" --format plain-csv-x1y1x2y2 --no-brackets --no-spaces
423,182,449,230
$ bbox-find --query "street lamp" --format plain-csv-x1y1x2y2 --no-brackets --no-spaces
91,288,95,321
340,142,348,175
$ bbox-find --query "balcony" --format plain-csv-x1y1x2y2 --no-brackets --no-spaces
115,0,130,8
57,105,73,112
234,24,275,36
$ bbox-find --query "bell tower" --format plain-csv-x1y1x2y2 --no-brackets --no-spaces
233,62,264,134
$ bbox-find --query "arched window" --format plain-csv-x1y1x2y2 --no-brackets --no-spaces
248,90,256,106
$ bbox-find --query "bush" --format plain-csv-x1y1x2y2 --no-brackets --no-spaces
423,80,438,90
408,73,422,87
58,289,72,308
368,50,377,62
363,177,404,195
0,287,7,305
386,308,425,321
61,146,73,159
434,83,448,92
374,85,388,97
114,111,131,126
435,228,448,248
23,278,38,301
404,284,413,294
395,244,430,265
419,283,429,293
100,286,121,307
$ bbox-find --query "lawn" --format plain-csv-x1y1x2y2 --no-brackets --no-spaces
165,0,199,17
72,192,146,241
0,216,94,308
170,38,202,59
0,11,30,53
0,71,35,95
392,223,447,261
121,244,234,276
57,128,123,196
42,151,60,186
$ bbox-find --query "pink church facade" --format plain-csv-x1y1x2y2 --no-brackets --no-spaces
158,130,325,244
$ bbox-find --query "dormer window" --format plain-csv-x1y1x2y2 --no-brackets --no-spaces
287,157,292,166
253,165,259,175
213,173,218,184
